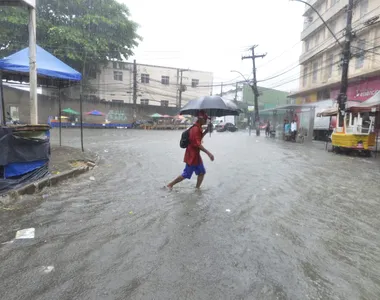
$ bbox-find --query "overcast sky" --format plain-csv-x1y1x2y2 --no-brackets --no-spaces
120,0,305,93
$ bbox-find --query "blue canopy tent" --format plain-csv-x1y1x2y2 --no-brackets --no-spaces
0,45,83,149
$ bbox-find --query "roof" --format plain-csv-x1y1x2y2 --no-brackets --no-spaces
260,104,316,113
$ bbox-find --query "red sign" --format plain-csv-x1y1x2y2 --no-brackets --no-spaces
330,76,380,102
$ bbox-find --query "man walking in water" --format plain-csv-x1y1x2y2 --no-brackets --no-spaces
167,110,214,189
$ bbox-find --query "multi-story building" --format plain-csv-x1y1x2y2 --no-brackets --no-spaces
290,0,380,103
88,62,213,107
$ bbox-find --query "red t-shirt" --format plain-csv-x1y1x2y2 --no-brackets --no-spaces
184,123,203,166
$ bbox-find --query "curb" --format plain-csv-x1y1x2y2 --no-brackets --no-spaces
4,161,95,202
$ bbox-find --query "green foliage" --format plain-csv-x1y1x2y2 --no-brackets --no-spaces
0,0,141,79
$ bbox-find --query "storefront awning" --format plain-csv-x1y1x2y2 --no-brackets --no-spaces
349,91,380,112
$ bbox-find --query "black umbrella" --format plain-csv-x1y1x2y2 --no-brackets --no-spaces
179,96,242,117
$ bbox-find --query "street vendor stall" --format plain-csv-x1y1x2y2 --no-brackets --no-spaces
329,93,380,155
0,45,82,148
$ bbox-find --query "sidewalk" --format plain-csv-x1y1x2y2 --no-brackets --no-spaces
1,146,97,201
49,145,97,174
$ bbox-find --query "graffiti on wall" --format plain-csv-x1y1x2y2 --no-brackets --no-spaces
107,110,128,121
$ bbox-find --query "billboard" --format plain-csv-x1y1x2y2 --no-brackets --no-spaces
0,0,35,8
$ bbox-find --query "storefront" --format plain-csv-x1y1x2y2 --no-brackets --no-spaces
330,75,380,102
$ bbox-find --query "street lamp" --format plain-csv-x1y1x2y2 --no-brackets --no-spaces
290,0,353,127
0,0,37,125
289,0,342,48
231,70,256,136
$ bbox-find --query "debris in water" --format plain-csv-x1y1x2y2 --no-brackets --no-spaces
15,228,35,239
226,209,231,213
104,150,109,153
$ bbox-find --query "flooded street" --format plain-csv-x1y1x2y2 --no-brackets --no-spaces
1,129,380,300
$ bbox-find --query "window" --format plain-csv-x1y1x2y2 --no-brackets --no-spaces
9,105,19,121
140,99,149,105
303,66,308,87
114,71,123,81
161,76,170,85
327,53,334,78
328,20,336,37
191,79,199,88
88,68,97,79
161,100,169,107
360,0,368,18
111,100,124,103
312,61,318,83
141,73,150,84
315,31,320,46
305,40,310,52
355,39,366,69
113,62,118,69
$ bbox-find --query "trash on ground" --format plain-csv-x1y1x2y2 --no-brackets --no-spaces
104,150,109,153
1,240,14,245
129,211,133,214
15,228,35,239
226,209,231,213
40,266,54,274
89,176,96,181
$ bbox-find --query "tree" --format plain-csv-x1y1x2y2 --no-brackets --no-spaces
0,0,141,83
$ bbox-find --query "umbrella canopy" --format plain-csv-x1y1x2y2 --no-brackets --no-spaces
162,114,172,118
180,96,241,117
86,110,105,116
0,45,82,82
62,108,80,115
150,113,162,118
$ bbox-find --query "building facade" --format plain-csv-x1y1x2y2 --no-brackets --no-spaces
290,0,380,103
87,62,213,107
243,85,290,109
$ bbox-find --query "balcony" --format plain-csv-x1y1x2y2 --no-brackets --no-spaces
301,0,347,40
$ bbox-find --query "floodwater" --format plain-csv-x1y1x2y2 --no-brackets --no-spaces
1,129,380,300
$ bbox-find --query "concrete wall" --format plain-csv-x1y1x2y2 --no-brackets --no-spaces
3,86,179,124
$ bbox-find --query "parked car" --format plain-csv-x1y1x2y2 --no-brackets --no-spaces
216,122,238,132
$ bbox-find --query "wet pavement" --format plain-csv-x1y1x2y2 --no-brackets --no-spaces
1,129,380,300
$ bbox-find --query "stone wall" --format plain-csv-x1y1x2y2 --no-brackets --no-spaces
3,86,180,124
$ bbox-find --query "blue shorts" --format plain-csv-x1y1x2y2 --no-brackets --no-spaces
182,164,206,179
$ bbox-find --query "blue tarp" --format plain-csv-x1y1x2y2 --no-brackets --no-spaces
5,160,48,178
0,45,82,81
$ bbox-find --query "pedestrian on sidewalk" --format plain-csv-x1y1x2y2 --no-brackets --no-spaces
167,110,214,189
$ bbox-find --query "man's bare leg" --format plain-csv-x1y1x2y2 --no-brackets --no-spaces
196,174,205,189
167,175,185,189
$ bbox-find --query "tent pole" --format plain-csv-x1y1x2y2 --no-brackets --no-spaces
58,87,62,146
0,72,5,126
80,94,84,152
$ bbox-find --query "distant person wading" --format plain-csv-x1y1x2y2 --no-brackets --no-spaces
167,111,214,189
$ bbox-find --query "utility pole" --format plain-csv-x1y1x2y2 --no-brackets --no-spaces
337,0,354,127
220,82,223,96
234,82,238,102
132,59,137,120
29,5,37,124
242,45,266,136
178,69,189,108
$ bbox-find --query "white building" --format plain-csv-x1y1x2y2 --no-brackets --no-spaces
89,61,213,107
290,0,380,104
